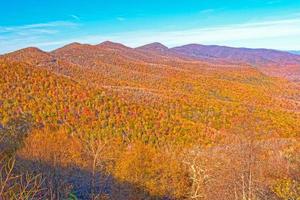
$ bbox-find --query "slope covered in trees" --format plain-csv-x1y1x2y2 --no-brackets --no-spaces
0,42,299,199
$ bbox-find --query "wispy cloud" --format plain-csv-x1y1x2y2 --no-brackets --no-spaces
1,17,300,53
0,21,77,33
199,9,215,14
70,15,80,21
37,17,300,51
94,17,300,50
0,21,79,53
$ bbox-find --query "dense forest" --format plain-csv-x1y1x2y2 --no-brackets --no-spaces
0,42,299,199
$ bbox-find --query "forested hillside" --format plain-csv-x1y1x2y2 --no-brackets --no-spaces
0,42,299,199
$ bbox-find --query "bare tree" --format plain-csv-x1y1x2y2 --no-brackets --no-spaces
184,136,283,200
0,155,45,200
81,134,111,199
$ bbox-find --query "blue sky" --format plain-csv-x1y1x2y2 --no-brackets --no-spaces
1,0,300,53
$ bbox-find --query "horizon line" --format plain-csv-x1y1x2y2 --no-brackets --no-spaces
1,40,298,55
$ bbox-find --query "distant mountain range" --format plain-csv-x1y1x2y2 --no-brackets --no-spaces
171,45,300,67
289,50,300,55
1,41,300,81
136,43,300,81
136,42,300,67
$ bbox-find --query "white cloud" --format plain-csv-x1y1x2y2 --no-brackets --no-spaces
0,21,79,53
1,17,300,53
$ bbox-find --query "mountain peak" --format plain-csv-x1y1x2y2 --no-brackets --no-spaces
56,42,85,49
1,46,54,67
136,42,169,52
3,47,48,58
15,47,45,54
97,41,130,50
99,41,118,45
66,42,83,47
51,42,92,54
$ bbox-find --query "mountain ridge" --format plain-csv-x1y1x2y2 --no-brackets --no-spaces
1,39,300,200
136,42,169,52
171,44,300,66
2,41,300,81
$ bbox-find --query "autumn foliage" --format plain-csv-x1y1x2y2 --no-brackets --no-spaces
0,42,299,199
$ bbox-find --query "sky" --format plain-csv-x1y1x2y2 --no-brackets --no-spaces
1,0,300,53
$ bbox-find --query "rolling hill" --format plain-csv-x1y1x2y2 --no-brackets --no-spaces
0,41,299,199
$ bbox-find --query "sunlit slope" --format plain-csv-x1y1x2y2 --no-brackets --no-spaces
1,46,299,148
